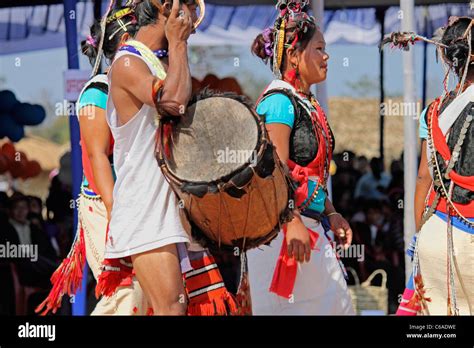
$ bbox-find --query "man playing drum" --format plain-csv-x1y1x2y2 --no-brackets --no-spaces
95,0,196,315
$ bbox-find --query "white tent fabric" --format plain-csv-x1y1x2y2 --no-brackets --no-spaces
0,2,470,54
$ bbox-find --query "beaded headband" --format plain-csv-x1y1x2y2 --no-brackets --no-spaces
271,0,316,78
91,0,117,76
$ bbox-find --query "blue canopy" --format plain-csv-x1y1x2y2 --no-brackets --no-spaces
0,2,470,55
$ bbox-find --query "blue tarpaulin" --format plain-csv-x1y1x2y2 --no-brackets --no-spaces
0,2,470,55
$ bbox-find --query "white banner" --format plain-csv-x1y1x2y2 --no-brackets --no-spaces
64,70,91,101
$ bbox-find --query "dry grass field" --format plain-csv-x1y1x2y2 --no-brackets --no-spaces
329,97,421,166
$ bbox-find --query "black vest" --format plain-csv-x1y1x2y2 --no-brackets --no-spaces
425,95,474,204
259,88,335,167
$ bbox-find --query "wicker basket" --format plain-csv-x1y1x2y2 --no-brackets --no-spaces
347,268,388,315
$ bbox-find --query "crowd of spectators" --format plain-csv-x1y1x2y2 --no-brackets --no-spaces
0,176,73,315
333,151,406,314
0,150,407,315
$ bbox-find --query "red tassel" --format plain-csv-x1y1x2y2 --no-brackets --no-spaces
35,228,87,316
184,252,240,316
403,274,431,314
156,122,173,161
187,291,239,316
95,258,133,298
235,272,253,315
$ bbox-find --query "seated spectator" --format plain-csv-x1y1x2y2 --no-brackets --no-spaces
0,195,58,314
354,155,369,176
354,157,391,201
351,199,403,314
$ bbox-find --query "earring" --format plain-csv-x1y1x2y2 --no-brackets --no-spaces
285,64,298,86
294,66,302,91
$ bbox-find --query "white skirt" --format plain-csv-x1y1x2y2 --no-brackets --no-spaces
247,216,355,315
417,213,474,315
78,194,149,315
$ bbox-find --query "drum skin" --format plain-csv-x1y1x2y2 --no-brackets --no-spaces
167,97,259,182
157,94,293,251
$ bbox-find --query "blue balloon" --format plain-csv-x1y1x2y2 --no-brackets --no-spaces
0,113,24,142
0,90,19,113
12,103,46,126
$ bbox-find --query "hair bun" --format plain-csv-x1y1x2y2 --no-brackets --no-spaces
441,17,474,76
80,22,101,65
251,28,275,63
446,40,470,72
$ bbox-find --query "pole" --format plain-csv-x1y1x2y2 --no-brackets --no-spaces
94,0,101,20
376,7,386,167
312,0,329,113
63,0,86,316
312,0,333,200
422,7,429,110
400,0,418,283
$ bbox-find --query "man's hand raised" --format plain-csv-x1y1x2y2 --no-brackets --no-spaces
165,0,193,45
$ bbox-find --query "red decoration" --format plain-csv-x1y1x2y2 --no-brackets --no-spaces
1,142,16,161
0,153,8,174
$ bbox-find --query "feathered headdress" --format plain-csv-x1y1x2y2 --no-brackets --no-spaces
380,16,474,97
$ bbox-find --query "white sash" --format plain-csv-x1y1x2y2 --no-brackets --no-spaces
262,79,315,117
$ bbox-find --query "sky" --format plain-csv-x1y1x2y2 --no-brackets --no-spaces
0,41,448,120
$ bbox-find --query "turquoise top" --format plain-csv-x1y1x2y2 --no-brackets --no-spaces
77,87,114,195
257,93,326,213
78,87,108,111
419,107,428,140
256,94,295,128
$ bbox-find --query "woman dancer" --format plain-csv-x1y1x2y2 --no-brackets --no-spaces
392,17,474,316
37,5,148,315
247,0,354,315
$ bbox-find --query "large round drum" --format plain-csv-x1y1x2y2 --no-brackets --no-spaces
156,93,294,251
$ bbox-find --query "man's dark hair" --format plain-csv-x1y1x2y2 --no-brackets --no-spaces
135,0,161,27
442,17,474,76
8,195,29,210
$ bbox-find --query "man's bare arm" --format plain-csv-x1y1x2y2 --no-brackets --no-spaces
159,41,192,116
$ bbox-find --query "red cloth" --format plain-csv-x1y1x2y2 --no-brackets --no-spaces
426,189,474,218
185,254,239,316
396,288,419,316
269,226,319,298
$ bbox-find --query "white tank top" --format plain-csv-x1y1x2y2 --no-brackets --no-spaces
104,48,190,259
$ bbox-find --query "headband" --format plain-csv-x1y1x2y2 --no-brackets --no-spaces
271,0,316,78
